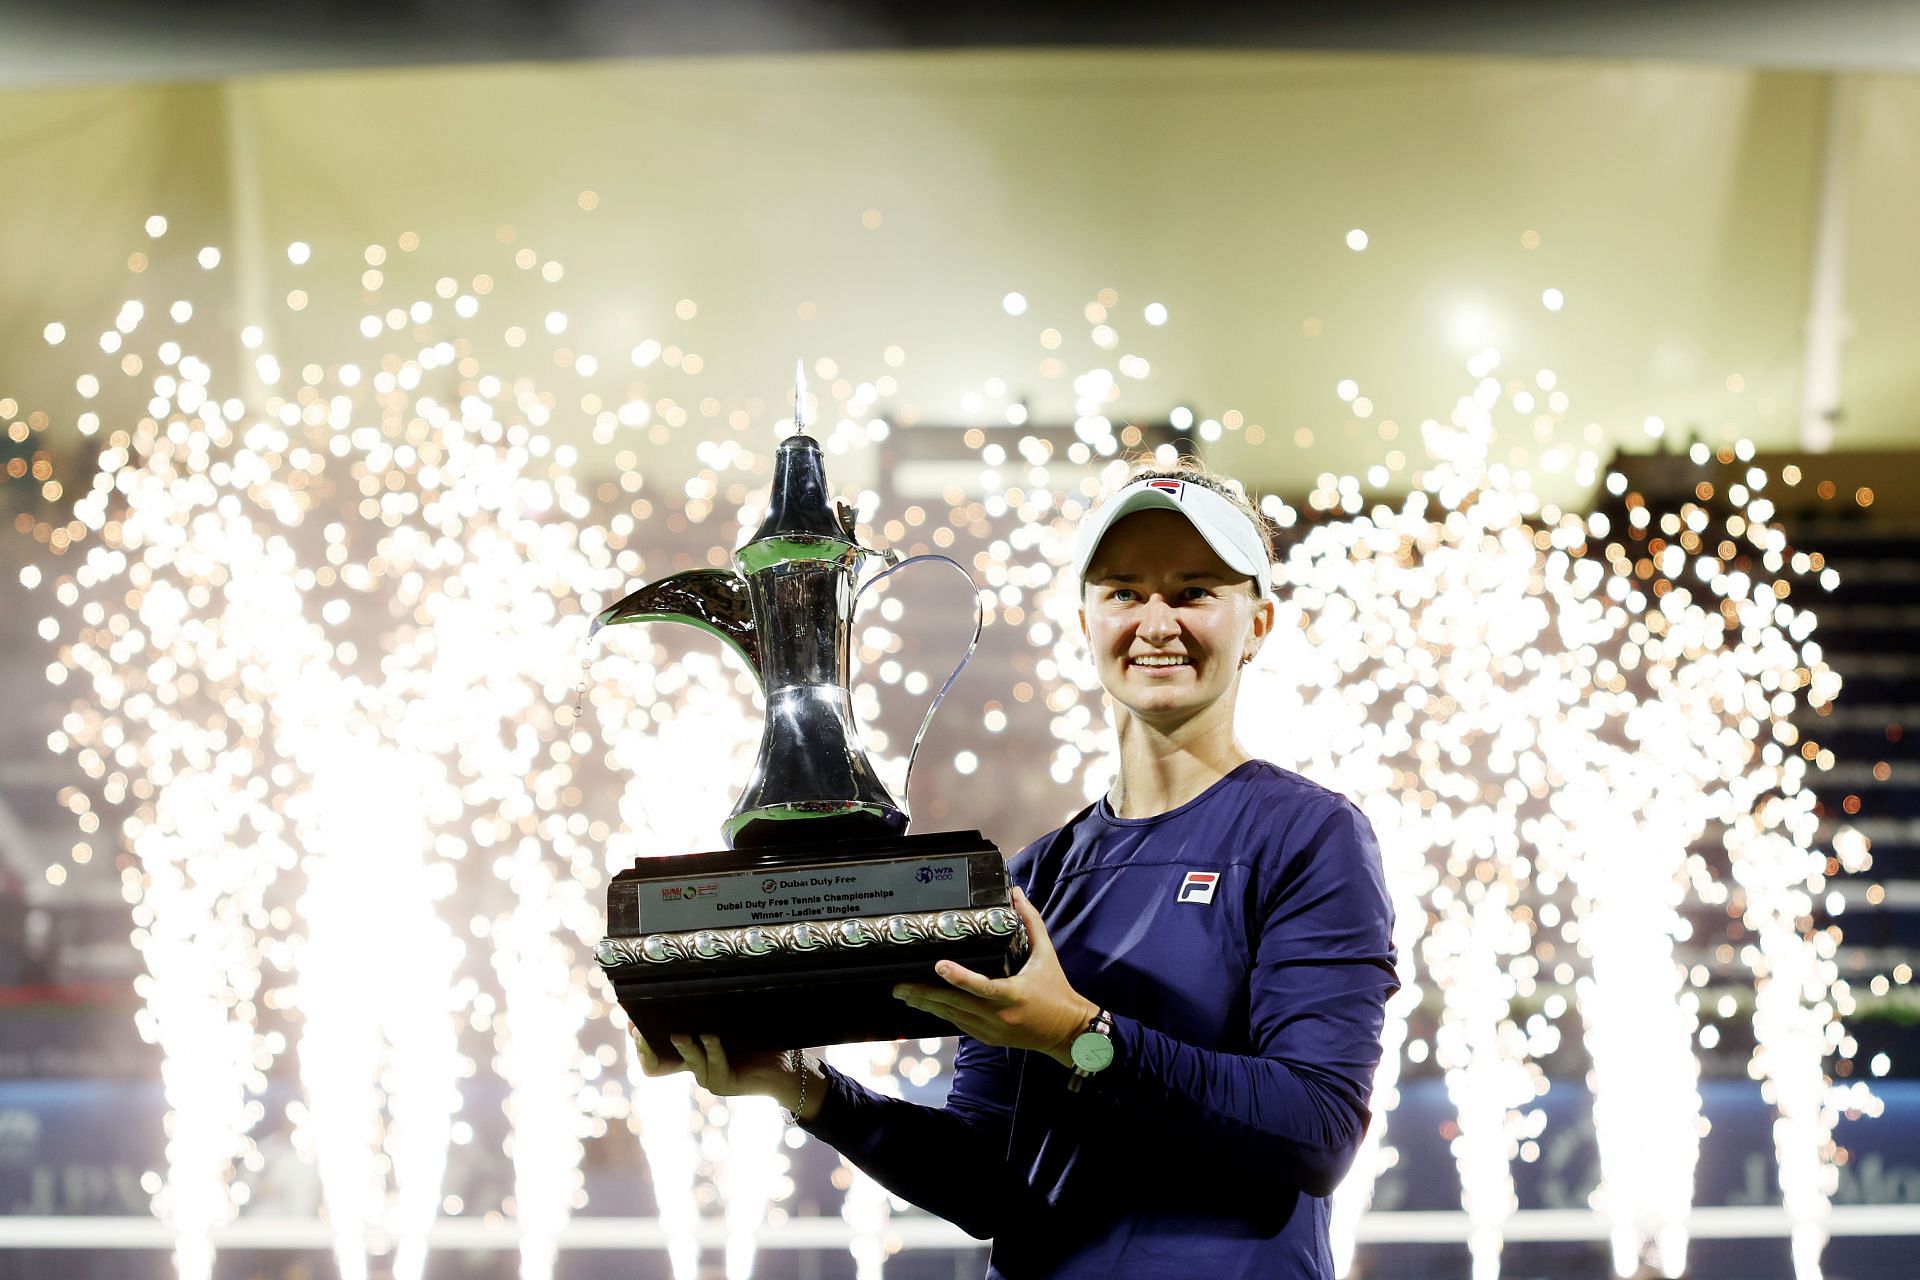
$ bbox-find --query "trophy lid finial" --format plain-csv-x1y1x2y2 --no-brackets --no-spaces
746,359,845,547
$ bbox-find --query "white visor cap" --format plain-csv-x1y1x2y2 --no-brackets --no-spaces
1073,477,1272,597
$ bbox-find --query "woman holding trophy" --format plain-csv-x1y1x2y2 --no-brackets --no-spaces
636,460,1399,1279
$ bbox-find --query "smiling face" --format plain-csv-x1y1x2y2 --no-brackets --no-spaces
1078,510,1273,730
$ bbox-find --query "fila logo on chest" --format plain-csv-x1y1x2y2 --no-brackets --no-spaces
1176,870,1219,905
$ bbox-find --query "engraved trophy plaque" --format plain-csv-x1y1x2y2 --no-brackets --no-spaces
591,364,1026,1053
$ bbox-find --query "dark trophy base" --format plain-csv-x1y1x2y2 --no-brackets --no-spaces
596,830,1025,1054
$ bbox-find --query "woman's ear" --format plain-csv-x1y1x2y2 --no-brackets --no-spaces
1244,595,1276,663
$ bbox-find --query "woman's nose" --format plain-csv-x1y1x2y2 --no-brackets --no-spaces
1138,596,1180,642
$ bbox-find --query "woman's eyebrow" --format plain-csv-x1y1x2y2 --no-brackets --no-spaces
1093,571,1228,584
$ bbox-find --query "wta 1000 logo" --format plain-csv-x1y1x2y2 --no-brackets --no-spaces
915,864,955,884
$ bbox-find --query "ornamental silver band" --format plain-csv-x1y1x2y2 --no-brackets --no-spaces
596,905,1024,968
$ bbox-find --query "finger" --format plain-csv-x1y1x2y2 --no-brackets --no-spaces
931,960,1009,1002
894,979,996,1011
894,990,972,1033
926,1008,1006,1046
671,1033,710,1087
1008,886,1056,965
895,979,993,1002
897,983,1000,1022
702,1033,732,1085
630,1028,677,1076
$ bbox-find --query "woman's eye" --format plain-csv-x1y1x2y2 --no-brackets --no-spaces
1181,587,1212,600
1111,589,1137,602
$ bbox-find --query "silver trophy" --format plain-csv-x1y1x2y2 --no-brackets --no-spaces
591,363,1026,1052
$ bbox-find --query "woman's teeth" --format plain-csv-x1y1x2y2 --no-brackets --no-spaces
1131,656,1189,667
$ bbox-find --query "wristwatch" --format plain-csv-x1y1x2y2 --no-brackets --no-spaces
1066,1009,1115,1093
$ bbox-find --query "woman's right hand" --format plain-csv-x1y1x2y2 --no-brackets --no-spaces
630,1028,823,1120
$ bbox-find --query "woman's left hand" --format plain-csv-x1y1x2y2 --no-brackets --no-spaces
892,885,1100,1067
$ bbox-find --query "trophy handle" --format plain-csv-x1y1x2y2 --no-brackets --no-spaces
850,554,984,809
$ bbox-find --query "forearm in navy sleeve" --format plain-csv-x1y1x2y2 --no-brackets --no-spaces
797,1036,1042,1238
1093,803,1398,1197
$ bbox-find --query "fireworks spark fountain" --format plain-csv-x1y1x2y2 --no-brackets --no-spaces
823,1043,909,1280
626,1068,702,1280
296,738,415,1280
1228,441,1560,1280
2,213,1881,1280
36,377,324,1278
362,387,605,1280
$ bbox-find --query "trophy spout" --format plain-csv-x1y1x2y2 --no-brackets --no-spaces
589,569,761,681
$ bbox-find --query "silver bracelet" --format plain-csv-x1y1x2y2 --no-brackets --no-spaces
784,1048,808,1124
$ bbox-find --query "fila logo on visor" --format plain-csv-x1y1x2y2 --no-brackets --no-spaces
1176,871,1218,905
1146,479,1185,499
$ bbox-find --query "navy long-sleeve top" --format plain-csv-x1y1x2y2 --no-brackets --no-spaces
800,760,1399,1279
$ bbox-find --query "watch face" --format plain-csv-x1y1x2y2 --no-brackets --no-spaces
1071,1031,1114,1073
